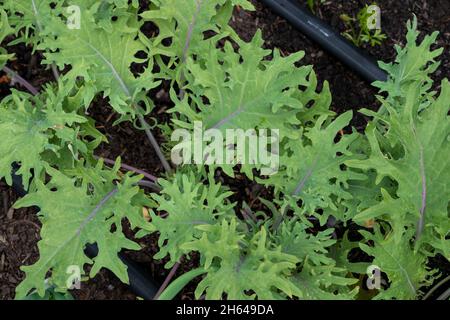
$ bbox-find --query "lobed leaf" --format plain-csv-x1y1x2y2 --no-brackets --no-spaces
14,165,148,298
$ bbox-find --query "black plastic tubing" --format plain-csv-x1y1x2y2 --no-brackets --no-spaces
259,0,388,83
10,165,159,300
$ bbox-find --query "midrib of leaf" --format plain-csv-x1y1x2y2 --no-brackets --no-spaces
31,0,43,31
293,157,319,196
378,243,417,296
273,155,322,231
212,61,225,108
272,155,321,231
208,67,251,130
210,107,244,129
294,273,321,298
398,41,435,82
76,187,119,235
30,188,118,277
178,0,203,100
409,117,427,241
78,37,132,97
415,140,426,240
291,142,340,197
181,0,204,63
13,1,42,30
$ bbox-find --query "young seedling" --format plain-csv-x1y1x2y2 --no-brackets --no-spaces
341,3,387,47
306,0,326,13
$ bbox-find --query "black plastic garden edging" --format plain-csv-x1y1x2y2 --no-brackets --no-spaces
259,0,388,83
10,165,159,300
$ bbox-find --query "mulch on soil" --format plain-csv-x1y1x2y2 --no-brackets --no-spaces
0,0,449,300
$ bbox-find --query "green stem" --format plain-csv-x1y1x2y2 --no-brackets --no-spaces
157,268,206,300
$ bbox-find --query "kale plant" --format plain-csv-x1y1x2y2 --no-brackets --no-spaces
0,1,448,300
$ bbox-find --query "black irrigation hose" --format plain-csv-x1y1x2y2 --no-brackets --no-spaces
84,244,159,300
259,0,388,83
9,166,159,300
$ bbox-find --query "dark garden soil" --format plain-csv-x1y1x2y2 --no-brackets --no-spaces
0,0,449,300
